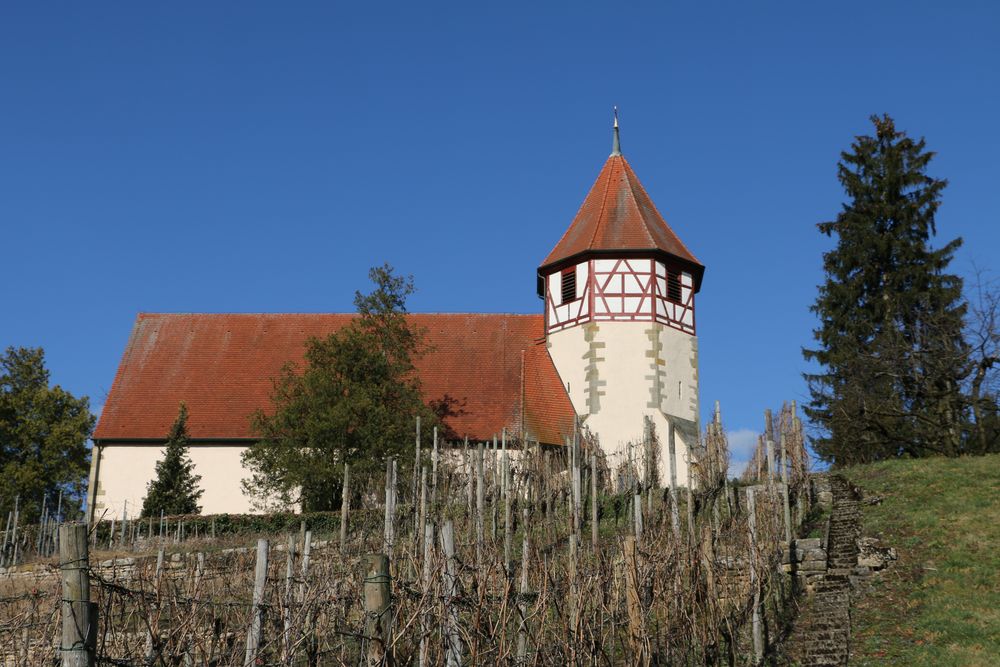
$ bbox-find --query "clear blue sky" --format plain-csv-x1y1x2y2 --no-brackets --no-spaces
2,2,998,468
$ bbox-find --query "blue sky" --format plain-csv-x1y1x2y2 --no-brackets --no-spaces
2,2,998,471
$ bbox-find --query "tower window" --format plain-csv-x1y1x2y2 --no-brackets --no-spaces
561,268,577,304
667,271,682,303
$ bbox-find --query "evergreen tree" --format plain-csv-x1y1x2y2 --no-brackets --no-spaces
804,115,968,465
242,264,438,511
141,403,203,516
0,347,94,521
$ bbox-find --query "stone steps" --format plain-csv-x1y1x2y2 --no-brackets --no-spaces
784,474,861,666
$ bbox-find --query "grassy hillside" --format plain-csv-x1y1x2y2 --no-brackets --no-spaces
842,454,1000,666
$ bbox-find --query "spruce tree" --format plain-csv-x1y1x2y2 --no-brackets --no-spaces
804,114,968,465
141,403,204,516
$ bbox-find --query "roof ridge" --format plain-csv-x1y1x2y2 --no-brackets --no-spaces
620,156,658,249
621,158,701,265
588,156,617,251
538,159,613,267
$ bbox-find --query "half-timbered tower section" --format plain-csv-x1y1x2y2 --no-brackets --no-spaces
538,120,705,485
544,257,695,334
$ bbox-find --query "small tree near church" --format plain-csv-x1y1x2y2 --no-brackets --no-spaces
141,403,204,517
0,346,94,521
242,263,438,511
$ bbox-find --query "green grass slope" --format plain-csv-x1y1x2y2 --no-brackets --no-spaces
842,454,1000,666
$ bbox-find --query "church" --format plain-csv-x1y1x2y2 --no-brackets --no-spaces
87,119,705,519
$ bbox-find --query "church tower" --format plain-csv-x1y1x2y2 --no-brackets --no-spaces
538,114,704,485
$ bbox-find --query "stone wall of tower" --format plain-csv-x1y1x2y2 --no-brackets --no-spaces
547,320,700,487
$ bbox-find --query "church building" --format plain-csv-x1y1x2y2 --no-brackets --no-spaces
88,119,704,519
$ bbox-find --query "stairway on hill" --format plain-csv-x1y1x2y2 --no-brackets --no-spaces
785,475,861,666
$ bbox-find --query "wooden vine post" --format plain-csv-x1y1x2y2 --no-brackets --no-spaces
300,530,316,663
282,534,296,666
340,463,350,552
475,441,485,561
419,523,433,667
503,437,512,572
516,508,531,662
60,523,95,667
418,466,428,555
364,553,393,666
747,489,763,663
643,416,654,517
144,548,164,663
590,447,599,552
383,459,397,559
668,421,681,541
568,533,579,660
440,521,462,666
780,433,793,545
624,535,648,665
686,449,695,546
633,493,643,540
431,427,439,510
244,539,269,667
413,416,421,531
464,436,473,518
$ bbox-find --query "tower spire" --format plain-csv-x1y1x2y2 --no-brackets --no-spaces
611,107,621,156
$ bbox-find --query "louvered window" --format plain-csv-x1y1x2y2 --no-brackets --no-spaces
667,271,683,304
561,268,577,304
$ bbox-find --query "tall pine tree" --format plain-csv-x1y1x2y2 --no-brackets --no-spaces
804,115,968,465
141,403,204,516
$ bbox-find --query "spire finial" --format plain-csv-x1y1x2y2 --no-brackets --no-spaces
611,106,621,156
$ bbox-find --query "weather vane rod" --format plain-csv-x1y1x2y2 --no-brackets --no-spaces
611,106,621,156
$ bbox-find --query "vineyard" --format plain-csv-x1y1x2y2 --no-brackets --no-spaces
1,404,815,666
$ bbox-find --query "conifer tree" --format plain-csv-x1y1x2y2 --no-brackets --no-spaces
804,115,968,464
242,264,438,511
0,347,94,520
141,403,204,516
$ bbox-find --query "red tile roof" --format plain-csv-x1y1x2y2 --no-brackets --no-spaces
540,154,703,287
94,313,576,446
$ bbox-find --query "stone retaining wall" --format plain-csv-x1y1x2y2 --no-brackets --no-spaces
0,537,336,587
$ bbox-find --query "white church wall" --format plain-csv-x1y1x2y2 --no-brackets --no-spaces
548,320,699,487
658,325,700,423
546,324,590,421
93,444,254,520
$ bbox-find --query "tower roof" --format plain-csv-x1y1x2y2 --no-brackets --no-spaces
539,127,703,290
